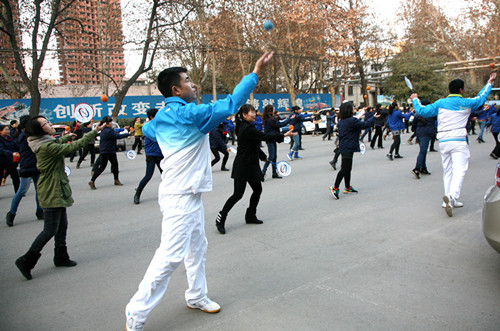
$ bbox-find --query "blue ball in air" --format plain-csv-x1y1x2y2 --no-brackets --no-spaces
264,20,273,31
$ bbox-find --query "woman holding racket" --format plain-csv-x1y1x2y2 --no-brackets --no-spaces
329,102,377,199
261,104,292,180
215,104,296,234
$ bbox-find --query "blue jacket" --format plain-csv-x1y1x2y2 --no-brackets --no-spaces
289,112,312,133
0,134,18,165
209,127,228,150
253,115,263,131
144,137,163,157
387,110,412,131
490,113,500,133
338,116,375,153
16,131,39,177
99,127,129,154
264,116,290,135
412,115,436,138
223,119,235,133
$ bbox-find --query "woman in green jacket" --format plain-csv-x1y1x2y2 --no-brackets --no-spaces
15,116,104,280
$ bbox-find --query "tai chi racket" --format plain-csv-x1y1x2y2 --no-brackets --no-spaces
74,103,95,123
269,160,292,177
359,142,366,155
404,76,414,93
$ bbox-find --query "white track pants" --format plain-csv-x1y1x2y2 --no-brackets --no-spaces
439,141,470,200
126,193,208,323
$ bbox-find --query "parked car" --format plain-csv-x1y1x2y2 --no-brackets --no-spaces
92,121,128,152
482,162,500,253
51,124,68,137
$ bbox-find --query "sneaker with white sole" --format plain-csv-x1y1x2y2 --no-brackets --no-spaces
126,309,144,331
442,195,454,217
187,297,221,313
442,201,463,208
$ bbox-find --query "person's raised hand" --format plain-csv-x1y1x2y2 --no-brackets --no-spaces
94,122,106,132
253,51,275,76
488,72,497,84
410,93,418,100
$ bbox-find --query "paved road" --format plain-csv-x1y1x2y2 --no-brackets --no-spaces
1,132,499,330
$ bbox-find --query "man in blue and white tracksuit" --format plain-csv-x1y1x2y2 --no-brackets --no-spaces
411,72,497,217
125,52,274,331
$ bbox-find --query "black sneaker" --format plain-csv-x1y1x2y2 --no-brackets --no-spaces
412,169,420,179
394,154,403,159
386,153,393,161
215,212,226,234
6,212,15,227
329,161,336,170
420,169,431,175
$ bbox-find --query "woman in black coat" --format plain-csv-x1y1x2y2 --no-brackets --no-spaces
215,104,296,234
330,102,377,199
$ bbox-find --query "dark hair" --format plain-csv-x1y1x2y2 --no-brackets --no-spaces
158,67,188,98
10,119,18,126
291,105,301,112
18,115,30,131
235,104,255,136
338,102,353,119
449,78,464,94
388,101,398,115
0,124,7,133
147,108,158,120
421,99,431,106
100,116,112,125
262,104,274,125
25,116,47,137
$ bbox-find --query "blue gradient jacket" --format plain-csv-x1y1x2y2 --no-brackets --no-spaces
413,82,492,142
143,73,258,194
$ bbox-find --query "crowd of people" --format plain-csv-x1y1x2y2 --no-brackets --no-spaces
1,50,499,330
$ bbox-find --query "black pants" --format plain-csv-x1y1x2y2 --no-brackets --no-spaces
334,152,353,189
77,144,96,165
0,163,20,193
132,136,143,153
91,153,119,181
211,147,229,168
371,126,383,148
221,179,262,215
389,133,401,155
492,132,500,156
29,207,68,253
137,156,163,191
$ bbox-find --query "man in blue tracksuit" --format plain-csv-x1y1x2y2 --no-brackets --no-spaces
125,52,274,331
411,72,497,217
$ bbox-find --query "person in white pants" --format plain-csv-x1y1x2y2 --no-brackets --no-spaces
411,72,497,217
125,52,274,331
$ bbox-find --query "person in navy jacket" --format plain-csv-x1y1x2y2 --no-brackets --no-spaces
0,124,20,192
329,102,377,199
209,123,230,171
411,100,436,179
6,116,44,226
134,108,164,204
88,116,129,189
489,106,500,159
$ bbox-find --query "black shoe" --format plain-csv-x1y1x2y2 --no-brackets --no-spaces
215,212,226,234
386,153,393,161
412,169,420,179
54,247,77,267
133,188,141,205
394,154,403,159
420,169,431,175
6,211,15,227
221,167,230,171
272,173,282,179
245,208,263,224
15,251,41,280
490,153,498,160
36,209,44,220
429,149,437,152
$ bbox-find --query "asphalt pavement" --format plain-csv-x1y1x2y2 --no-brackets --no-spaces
1,132,499,331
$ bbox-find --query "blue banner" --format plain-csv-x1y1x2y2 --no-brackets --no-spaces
0,93,338,124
